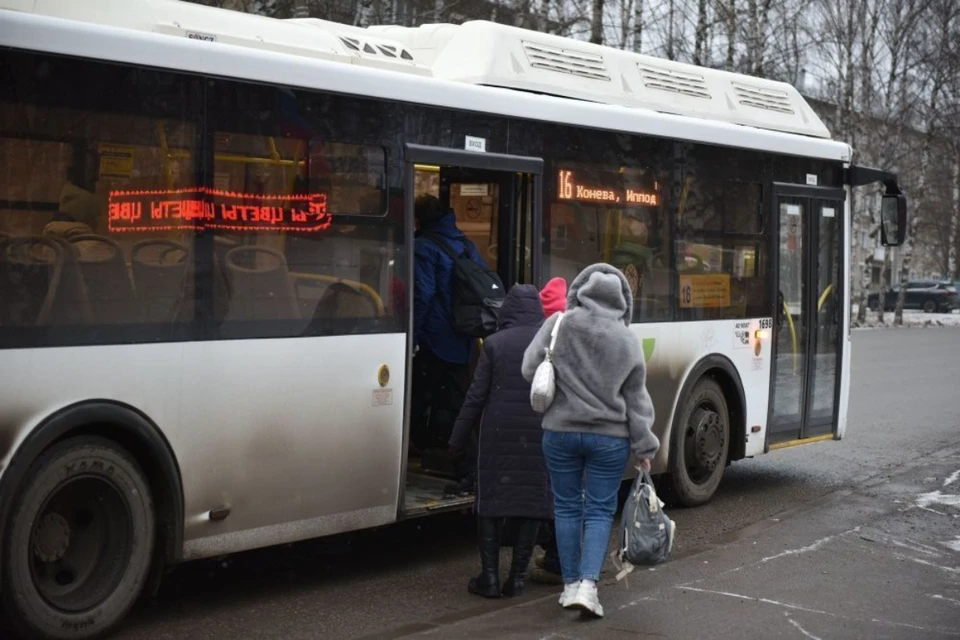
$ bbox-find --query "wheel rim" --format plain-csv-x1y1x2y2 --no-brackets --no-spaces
683,403,726,485
29,476,133,612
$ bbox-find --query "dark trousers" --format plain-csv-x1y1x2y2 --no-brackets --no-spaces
411,348,471,471
537,520,562,574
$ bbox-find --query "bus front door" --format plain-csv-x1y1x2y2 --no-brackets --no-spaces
768,184,846,447
400,144,543,517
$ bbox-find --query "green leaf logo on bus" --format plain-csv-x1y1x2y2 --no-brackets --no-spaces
642,338,656,363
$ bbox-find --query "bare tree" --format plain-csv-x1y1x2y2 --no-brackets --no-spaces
893,0,956,323
744,0,773,76
719,0,737,70
693,0,710,65
633,0,645,51
590,0,605,43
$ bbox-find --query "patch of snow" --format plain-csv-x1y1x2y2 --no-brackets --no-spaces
916,490,960,509
851,307,960,330
929,594,960,607
760,528,859,564
941,537,960,553
787,616,824,640
944,469,960,488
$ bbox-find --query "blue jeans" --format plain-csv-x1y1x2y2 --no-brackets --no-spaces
542,431,631,583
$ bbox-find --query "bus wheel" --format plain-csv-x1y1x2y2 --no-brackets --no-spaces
2,437,154,639
665,378,729,507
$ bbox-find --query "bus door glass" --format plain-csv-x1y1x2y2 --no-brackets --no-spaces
402,146,542,517
768,185,845,444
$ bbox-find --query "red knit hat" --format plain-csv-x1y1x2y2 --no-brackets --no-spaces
540,277,568,318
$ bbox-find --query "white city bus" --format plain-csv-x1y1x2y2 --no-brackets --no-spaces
0,1,906,637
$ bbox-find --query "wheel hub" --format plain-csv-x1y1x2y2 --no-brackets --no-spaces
692,408,725,472
33,512,71,563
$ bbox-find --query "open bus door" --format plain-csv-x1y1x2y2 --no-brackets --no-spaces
399,144,543,517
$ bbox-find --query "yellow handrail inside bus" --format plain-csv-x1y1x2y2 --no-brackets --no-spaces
288,272,385,315
602,210,618,261
266,137,282,163
290,140,307,193
818,284,834,312
156,123,174,189
783,299,798,374
677,176,692,222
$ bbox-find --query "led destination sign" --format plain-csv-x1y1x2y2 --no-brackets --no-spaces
108,187,331,233
557,170,660,207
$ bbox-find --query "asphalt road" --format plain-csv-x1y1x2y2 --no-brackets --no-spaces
117,328,960,640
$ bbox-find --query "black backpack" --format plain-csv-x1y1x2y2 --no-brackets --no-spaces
422,233,505,337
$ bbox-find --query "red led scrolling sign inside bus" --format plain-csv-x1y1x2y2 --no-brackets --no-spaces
107,187,331,233
557,170,660,207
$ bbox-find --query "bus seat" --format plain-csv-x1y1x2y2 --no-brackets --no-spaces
213,236,238,295
313,281,379,322
640,266,672,320
223,245,301,322
743,277,768,318
46,237,93,325
0,236,64,327
68,234,137,324
132,239,192,323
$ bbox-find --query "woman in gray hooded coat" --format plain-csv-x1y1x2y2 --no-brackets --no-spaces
522,264,659,619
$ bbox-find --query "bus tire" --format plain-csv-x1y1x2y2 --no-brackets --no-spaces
2,436,154,640
663,377,729,507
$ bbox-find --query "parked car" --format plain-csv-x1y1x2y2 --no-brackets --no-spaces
867,281,959,313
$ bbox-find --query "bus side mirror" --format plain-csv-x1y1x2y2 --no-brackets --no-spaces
880,192,906,247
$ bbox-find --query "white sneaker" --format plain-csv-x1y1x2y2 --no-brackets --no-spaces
559,582,580,607
568,580,604,618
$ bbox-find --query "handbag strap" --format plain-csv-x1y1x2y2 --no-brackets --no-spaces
546,312,564,359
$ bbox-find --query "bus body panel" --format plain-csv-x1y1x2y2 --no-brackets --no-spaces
635,319,772,472
837,186,853,439
0,334,406,560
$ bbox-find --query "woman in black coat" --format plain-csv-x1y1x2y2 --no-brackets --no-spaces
449,283,552,599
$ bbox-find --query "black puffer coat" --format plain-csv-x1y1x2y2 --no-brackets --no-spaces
449,284,552,519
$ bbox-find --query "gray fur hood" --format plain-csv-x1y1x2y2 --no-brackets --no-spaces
566,263,633,326
522,263,658,459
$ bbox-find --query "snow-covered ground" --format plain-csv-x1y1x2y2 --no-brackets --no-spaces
851,306,960,330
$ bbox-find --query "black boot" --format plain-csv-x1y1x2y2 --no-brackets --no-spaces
468,517,501,598
502,519,540,597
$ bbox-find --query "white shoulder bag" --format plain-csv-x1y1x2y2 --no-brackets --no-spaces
530,312,564,414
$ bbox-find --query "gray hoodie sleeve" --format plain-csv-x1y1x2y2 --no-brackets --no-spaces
521,313,558,382
622,357,659,459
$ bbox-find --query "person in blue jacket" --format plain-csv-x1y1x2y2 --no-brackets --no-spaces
411,194,485,489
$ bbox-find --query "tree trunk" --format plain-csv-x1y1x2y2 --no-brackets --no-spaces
746,0,759,75
538,0,550,32
877,251,889,324
590,0,604,44
620,0,632,49
633,0,644,52
666,0,676,59
952,152,960,278
722,0,736,70
693,0,709,66
895,82,942,324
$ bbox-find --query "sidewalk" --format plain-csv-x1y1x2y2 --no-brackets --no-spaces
408,448,960,639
